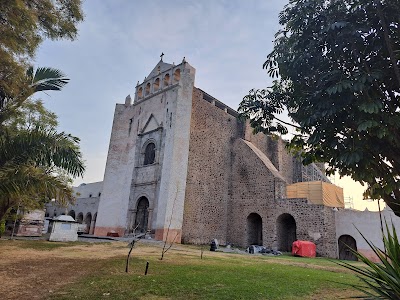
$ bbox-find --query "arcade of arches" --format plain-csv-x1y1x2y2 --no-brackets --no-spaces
69,210,97,234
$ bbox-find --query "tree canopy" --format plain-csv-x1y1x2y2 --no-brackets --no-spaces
238,0,400,214
0,0,83,108
0,1,84,221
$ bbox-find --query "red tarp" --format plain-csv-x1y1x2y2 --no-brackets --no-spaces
292,240,316,258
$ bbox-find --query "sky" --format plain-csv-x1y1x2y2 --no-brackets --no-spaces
34,0,380,211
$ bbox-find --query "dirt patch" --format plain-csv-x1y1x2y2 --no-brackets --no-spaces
0,241,129,300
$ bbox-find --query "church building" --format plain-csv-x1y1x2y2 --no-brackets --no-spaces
90,57,344,257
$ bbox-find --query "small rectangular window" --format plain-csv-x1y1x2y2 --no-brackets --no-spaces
61,223,71,230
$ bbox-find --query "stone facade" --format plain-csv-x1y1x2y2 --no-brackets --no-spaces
86,58,339,257
45,58,400,260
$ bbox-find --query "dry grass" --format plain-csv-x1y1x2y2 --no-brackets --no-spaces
0,239,364,300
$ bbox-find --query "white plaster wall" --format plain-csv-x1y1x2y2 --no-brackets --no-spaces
73,182,103,198
95,60,195,237
95,103,136,235
335,207,400,252
49,222,78,242
156,63,195,232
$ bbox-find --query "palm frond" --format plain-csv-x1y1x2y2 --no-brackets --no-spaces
29,67,69,92
0,128,85,177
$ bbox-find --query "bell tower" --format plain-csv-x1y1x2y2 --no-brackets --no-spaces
94,55,196,242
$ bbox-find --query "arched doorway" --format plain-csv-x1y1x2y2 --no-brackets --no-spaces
77,212,83,224
135,197,149,233
247,213,263,245
338,235,358,261
277,213,297,252
68,210,76,220
85,213,92,234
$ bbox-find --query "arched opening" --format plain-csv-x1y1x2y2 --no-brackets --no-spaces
163,74,170,87
138,87,143,99
143,142,156,165
68,210,76,220
85,212,92,234
276,213,297,252
173,69,181,82
154,78,160,91
145,83,151,96
247,213,263,245
134,197,149,233
338,235,358,261
77,212,83,224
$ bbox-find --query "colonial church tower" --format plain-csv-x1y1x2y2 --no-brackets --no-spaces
94,57,196,242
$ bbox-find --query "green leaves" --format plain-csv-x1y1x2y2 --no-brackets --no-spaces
337,223,400,299
239,0,400,215
28,67,69,92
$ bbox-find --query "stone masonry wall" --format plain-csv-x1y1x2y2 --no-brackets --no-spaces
182,88,243,245
244,128,295,184
229,138,284,247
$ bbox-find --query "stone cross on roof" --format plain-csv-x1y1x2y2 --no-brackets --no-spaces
160,52,164,61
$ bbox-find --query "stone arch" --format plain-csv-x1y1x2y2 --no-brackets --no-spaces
68,210,76,220
85,212,92,234
134,197,149,233
154,78,160,91
338,235,358,261
138,87,143,99
163,73,170,87
276,213,297,252
173,68,181,82
145,82,151,96
143,141,156,165
77,212,84,224
247,213,263,245
92,212,97,234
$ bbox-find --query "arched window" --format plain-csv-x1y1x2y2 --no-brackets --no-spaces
173,69,181,82
154,78,160,91
145,83,151,96
143,143,156,165
163,74,170,87
138,87,143,99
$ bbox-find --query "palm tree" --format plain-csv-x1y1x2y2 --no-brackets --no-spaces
0,67,69,129
0,67,84,222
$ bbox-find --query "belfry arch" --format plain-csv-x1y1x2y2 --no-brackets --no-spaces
247,213,263,245
276,213,297,252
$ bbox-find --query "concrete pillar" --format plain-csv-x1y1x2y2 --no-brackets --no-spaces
147,208,154,232
89,219,96,234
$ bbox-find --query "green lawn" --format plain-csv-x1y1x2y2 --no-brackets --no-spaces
45,244,362,300
0,239,364,299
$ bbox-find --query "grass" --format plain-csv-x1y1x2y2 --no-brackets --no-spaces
0,239,365,299
0,239,95,250
45,245,362,300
